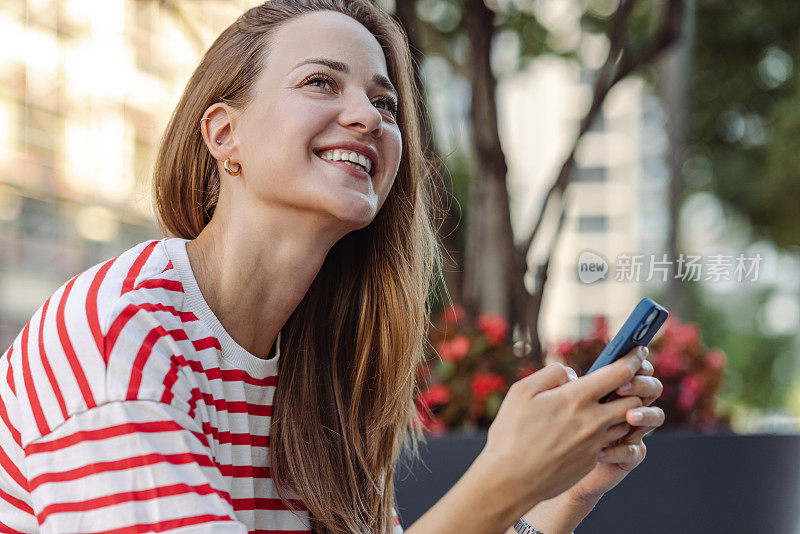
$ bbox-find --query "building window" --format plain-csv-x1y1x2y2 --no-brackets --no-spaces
573,166,607,183
577,215,608,233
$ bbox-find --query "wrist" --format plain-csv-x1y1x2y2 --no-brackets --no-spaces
475,449,547,514
563,487,603,511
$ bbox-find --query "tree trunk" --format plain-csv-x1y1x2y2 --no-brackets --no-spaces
461,0,518,323
658,0,694,320
394,0,465,307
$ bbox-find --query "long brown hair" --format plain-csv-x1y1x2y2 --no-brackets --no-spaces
152,1,443,532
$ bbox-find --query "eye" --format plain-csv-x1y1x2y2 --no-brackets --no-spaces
373,96,399,116
301,71,336,92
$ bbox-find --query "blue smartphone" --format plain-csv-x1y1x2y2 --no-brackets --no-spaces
586,298,668,402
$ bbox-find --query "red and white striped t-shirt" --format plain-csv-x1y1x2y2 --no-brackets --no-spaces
0,237,404,533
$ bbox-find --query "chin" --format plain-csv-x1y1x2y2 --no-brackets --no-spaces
327,197,378,229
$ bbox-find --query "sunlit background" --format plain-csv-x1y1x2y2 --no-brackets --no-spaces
1,0,799,434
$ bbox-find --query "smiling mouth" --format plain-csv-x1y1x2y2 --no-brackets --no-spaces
315,153,373,180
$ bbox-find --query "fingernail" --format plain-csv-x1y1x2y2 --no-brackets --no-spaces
637,346,647,360
567,368,578,381
642,346,649,358
630,410,644,424
619,382,632,393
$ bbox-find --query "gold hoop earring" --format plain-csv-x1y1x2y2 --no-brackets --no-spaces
224,158,241,176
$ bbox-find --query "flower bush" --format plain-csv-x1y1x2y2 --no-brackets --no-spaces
415,305,537,435
550,316,730,433
415,306,730,435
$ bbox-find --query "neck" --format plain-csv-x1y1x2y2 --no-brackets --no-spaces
185,196,346,359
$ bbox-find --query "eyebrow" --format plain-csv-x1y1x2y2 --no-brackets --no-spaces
291,57,397,97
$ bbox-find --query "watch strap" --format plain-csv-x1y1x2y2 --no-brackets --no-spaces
514,517,544,534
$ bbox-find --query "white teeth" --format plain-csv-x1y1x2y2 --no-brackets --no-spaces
317,148,373,174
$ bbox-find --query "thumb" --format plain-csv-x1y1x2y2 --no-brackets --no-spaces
522,363,578,396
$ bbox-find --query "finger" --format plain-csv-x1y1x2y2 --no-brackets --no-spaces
517,363,577,397
616,376,663,400
599,442,646,466
602,421,631,444
597,393,644,428
636,358,654,377
570,347,647,401
626,406,665,429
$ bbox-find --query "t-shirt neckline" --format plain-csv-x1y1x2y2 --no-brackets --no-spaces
163,237,279,379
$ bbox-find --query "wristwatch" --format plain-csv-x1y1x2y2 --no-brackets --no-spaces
514,517,544,534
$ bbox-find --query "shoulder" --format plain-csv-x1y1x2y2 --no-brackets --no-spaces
1,238,202,445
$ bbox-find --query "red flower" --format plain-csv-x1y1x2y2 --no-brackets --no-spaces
470,372,506,402
556,341,576,357
417,384,451,409
416,407,446,435
705,349,726,371
443,304,467,326
664,320,700,348
476,315,509,346
438,335,471,362
677,374,705,412
654,348,689,378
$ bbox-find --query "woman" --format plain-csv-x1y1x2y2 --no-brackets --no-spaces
0,1,664,533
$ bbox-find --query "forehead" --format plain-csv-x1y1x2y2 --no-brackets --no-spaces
267,10,389,78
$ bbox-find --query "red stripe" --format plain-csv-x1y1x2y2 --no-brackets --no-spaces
0,485,33,515
252,531,311,534
191,337,221,352
105,303,198,365
37,482,233,524
161,260,174,273
20,322,48,435
161,356,271,417
121,241,158,296
125,325,172,400
0,442,28,492
25,420,196,455
187,388,202,419
134,279,184,292
87,257,118,357
0,519,27,534
104,304,140,365
56,276,97,409
48,514,238,534
5,346,15,395
232,497,307,512
38,298,69,421
138,302,197,322
0,382,21,447
216,463,270,478
181,358,277,388
200,421,269,448
28,451,218,490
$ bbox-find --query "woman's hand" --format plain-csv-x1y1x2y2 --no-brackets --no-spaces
477,348,648,514
565,349,665,504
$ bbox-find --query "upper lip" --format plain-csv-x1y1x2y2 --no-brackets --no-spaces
313,141,379,176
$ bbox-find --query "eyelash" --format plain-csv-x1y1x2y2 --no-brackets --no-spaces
300,71,399,116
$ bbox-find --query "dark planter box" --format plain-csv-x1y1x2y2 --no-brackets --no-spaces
394,430,800,533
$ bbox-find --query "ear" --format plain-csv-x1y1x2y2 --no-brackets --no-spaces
200,103,238,162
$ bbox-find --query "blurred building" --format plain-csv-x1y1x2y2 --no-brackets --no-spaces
500,59,664,347
0,0,247,349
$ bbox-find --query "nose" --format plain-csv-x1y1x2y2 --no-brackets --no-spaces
339,90,383,137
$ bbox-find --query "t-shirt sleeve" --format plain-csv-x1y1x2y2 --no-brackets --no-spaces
23,398,248,533
393,505,403,533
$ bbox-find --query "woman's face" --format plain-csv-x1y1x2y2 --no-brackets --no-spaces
212,10,403,231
